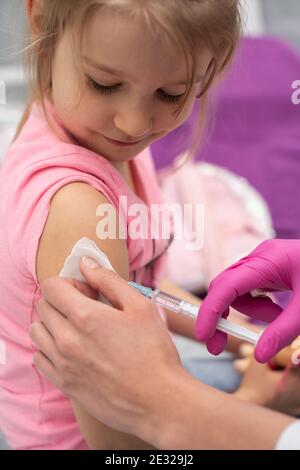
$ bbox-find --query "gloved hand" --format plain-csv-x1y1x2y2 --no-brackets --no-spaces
196,239,300,363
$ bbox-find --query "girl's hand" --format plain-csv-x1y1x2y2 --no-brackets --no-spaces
234,344,300,417
266,366,300,417
234,345,283,406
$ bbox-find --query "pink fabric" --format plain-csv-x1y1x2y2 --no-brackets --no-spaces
160,161,274,293
0,99,172,450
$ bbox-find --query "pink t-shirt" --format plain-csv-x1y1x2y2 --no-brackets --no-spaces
0,99,173,450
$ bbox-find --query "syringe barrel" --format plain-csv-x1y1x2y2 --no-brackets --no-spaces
151,288,260,345
152,290,183,313
179,301,199,319
152,290,200,318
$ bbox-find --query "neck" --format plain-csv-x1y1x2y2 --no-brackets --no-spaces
111,160,136,193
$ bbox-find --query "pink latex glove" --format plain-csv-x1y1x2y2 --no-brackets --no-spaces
196,239,300,363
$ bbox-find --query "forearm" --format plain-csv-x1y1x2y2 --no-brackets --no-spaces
72,401,155,450
139,366,294,450
158,279,200,340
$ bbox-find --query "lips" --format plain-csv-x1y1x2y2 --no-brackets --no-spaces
104,136,145,146
114,139,141,144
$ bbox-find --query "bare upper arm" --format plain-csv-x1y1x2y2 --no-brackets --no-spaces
36,181,129,284
36,182,153,449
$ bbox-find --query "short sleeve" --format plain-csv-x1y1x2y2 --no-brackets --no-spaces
8,162,121,284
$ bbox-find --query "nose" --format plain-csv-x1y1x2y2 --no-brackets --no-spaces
114,104,153,140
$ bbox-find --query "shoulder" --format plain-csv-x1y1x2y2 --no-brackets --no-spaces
36,182,129,284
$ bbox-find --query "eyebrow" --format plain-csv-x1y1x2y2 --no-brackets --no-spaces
84,56,204,85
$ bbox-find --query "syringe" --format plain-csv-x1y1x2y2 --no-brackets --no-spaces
130,282,261,345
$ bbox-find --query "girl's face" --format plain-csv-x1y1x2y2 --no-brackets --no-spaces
51,8,212,163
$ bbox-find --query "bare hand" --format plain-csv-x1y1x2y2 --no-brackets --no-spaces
29,260,183,440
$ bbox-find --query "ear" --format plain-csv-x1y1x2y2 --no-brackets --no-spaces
27,0,45,36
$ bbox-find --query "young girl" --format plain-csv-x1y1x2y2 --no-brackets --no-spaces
0,0,241,450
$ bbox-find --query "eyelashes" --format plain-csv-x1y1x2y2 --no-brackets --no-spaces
85,75,184,104
86,76,121,94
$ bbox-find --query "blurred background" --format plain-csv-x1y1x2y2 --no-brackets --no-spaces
0,0,300,451
0,0,300,160
0,0,300,141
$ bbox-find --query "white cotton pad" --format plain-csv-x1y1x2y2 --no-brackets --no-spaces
59,237,115,302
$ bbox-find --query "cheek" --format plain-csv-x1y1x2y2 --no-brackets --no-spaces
78,97,109,130
54,84,102,128
73,103,113,139
165,99,196,133
52,74,80,118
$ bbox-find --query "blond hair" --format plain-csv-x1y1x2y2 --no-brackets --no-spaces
14,0,242,161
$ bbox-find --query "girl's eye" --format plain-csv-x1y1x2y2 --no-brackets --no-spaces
86,76,184,104
157,89,184,103
86,76,120,94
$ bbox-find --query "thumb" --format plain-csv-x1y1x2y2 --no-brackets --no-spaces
79,256,109,292
79,256,139,309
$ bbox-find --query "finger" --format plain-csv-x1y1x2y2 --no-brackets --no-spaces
239,343,255,358
196,281,237,341
79,259,145,310
255,295,300,363
35,298,80,339
33,351,64,391
201,308,229,355
29,321,62,365
64,277,99,300
196,261,274,341
40,277,96,319
40,276,118,326
232,294,283,323
234,357,251,374
38,289,121,340
37,296,110,343
75,280,98,300
206,330,228,355
211,256,272,294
